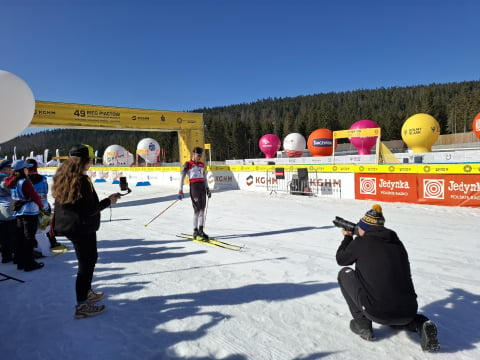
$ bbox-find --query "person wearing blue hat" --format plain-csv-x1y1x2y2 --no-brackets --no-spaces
5,159,46,271
0,159,16,263
335,204,439,352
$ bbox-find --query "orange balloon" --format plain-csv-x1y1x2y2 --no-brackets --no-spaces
473,112,480,140
307,128,336,156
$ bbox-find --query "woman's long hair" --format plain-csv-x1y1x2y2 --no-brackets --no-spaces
52,157,91,204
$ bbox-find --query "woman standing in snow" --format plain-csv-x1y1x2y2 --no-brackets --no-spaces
52,144,120,319
5,159,45,271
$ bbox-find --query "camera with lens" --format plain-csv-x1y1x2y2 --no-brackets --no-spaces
332,216,356,233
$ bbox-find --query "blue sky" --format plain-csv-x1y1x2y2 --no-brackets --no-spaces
1,0,479,113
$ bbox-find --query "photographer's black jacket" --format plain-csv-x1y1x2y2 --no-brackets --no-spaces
54,175,111,236
336,226,418,320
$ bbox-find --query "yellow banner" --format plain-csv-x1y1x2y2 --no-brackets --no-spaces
333,128,381,139
31,101,203,131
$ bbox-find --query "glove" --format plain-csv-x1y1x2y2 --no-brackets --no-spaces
206,188,211,198
177,191,184,200
38,210,51,230
40,208,51,217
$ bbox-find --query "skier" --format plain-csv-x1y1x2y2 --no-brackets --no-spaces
177,147,211,240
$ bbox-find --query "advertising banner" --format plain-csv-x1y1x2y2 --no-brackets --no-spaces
355,173,480,207
32,101,202,130
355,173,418,203
417,174,480,207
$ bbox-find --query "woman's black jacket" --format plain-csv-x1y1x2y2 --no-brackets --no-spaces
53,175,111,236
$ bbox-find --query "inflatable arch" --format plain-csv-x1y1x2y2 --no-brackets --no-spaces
30,101,204,164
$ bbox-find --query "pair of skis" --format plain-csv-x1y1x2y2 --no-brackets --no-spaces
176,233,243,251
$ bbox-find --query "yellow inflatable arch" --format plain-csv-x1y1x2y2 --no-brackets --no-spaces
31,101,204,164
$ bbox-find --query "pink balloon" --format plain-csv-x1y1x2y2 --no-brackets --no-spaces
259,134,281,158
349,120,379,155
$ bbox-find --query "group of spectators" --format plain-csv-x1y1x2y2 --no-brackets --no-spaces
1,145,120,319
0,158,60,271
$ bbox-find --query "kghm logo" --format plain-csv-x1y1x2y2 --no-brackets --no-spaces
423,179,444,199
246,175,254,186
360,177,376,195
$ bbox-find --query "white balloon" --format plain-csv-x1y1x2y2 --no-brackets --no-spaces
103,144,134,166
136,138,160,164
283,133,306,157
0,70,35,143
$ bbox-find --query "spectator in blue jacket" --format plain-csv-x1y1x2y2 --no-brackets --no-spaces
5,159,45,271
26,158,62,249
0,159,16,263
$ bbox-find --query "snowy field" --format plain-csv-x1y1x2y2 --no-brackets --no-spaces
1,180,479,360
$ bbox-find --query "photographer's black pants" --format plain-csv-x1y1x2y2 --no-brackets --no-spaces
69,232,98,303
338,267,374,329
338,267,429,332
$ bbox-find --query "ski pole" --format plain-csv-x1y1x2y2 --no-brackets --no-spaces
144,199,179,227
204,195,210,227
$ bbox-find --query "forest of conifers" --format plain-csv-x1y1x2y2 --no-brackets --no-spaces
2,80,479,162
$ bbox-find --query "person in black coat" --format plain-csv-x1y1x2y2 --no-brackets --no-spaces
52,144,120,319
336,204,439,352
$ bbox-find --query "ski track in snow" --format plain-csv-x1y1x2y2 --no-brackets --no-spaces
1,182,479,359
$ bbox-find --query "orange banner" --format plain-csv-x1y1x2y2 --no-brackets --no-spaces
355,173,418,203
355,173,480,207
417,174,480,207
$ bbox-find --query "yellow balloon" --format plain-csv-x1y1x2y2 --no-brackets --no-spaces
401,113,440,153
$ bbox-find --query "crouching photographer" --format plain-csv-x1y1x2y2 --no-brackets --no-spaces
334,204,440,352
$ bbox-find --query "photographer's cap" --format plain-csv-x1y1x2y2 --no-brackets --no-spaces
69,144,94,160
357,204,385,232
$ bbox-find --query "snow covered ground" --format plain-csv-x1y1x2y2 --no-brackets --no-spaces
1,181,479,360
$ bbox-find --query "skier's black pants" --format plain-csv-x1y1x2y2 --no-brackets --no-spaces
338,267,429,332
69,232,98,303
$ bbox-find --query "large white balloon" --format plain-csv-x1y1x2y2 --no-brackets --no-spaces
283,133,306,157
136,138,160,164
0,70,35,143
103,144,134,166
